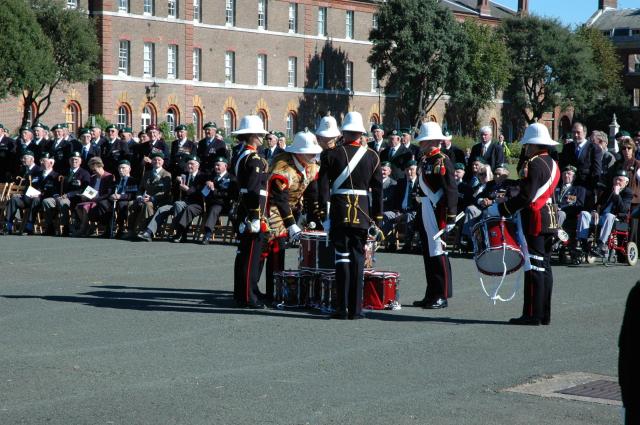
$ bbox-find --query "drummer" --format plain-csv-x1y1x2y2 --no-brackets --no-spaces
412,122,458,309
318,111,383,320
486,123,560,326
263,129,322,303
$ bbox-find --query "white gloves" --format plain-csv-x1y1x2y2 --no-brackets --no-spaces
322,218,331,233
445,223,456,233
486,204,500,218
287,224,302,243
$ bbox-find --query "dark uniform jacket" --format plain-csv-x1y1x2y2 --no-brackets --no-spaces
32,169,61,198
392,177,420,213
596,186,633,218
204,171,238,211
0,135,16,182
179,172,209,206
498,153,559,235
17,164,42,182
113,176,139,201
47,139,75,173
367,139,386,153
469,141,504,173
417,149,458,225
139,167,172,207
262,146,285,162
100,138,130,174
402,142,421,161
559,140,603,191
79,144,102,171
198,137,229,174
457,181,474,211
380,144,412,180
382,177,397,212
441,143,466,166
319,142,383,230
169,139,197,176
235,146,269,224
554,183,586,218
61,167,91,201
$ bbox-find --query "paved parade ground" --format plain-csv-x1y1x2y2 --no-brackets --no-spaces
0,235,634,424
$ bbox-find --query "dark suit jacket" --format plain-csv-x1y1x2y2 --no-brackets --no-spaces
198,137,229,173
139,167,172,207
0,135,17,181
596,186,633,218
32,170,61,198
392,177,420,212
47,139,75,173
441,144,466,166
382,177,397,211
262,146,285,162
180,172,208,205
204,172,238,210
380,144,412,180
62,167,92,200
79,144,102,171
368,139,387,153
100,139,131,173
169,139,197,175
113,176,139,201
468,141,504,174
554,184,586,218
559,140,603,191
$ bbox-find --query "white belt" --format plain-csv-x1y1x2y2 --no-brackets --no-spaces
331,189,369,196
240,188,268,197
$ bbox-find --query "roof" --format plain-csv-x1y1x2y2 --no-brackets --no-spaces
587,7,640,30
439,0,518,20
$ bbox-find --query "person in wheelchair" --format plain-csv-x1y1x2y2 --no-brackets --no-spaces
554,165,586,231
577,169,632,257
381,160,420,252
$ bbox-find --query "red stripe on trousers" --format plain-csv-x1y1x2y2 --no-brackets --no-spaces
245,238,255,303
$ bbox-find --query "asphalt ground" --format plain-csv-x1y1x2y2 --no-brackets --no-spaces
0,235,634,425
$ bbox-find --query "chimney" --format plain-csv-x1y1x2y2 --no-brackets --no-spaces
599,0,617,9
518,0,529,16
477,0,490,16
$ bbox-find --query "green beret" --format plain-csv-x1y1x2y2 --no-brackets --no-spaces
70,151,82,158
203,122,217,130
40,152,53,160
32,121,45,130
380,161,392,167
401,128,411,135
20,125,33,133
187,155,200,163
563,165,577,173
22,150,35,157
175,124,187,132
472,156,488,165
79,128,91,136
51,123,67,131
118,159,131,166
122,127,133,133
495,163,508,170
42,125,50,131
371,124,384,132
215,156,229,164
406,160,418,167
455,162,465,171
105,124,118,131
390,129,400,136
150,152,165,159
614,168,629,178
276,131,285,138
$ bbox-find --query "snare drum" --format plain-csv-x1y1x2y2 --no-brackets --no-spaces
363,271,400,310
299,231,334,271
472,217,524,276
274,270,313,308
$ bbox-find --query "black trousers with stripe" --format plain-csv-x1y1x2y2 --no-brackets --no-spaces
233,232,265,306
522,233,553,322
417,220,453,301
331,227,367,316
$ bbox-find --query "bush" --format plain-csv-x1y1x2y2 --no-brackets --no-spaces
158,121,172,142
84,114,111,131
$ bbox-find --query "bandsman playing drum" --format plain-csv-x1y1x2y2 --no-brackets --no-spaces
487,123,560,326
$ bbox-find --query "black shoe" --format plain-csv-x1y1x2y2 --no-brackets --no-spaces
508,316,541,326
541,318,550,326
61,226,70,237
137,231,153,242
423,298,448,309
348,313,366,320
201,232,212,245
246,302,266,310
412,298,428,307
330,311,348,320
172,235,186,243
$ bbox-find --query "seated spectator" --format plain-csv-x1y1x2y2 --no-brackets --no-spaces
461,164,493,244
109,160,139,238
612,138,640,244
554,165,586,229
577,169,632,256
592,130,617,177
454,162,474,212
465,156,487,188
73,157,115,237
381,160,420,251
381,161,397,212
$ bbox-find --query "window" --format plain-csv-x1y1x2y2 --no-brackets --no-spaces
257,110,268,130
66,0,77,9
633,29,640,36
288,57,297,88
144,0,153,15
257,54,267,86
168,0,177,18
601,30,610,37
345,61,353,92
225,0,235,25
143,43,155,77
193,0,201,22
345,10,354,39
288,3,297,32
317,7,327,36
370,67,378,92
118,41,130,75
166,107,178,132
372,13,378,30
629,54,640,73
225,51,235,83
117,105,130,128
141,104,155,132
65,102,81,134
193,108,203,139
223,110,235,135
258,0,267,30
613,27,629,37
118,0,129,12
193,48,201,81
286,112,296,139
634,89,640,108
318,60,325,89
168,45,178,79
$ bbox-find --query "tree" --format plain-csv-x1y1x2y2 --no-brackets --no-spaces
0,0,56,101
368,0,468,128
499,16,598,124
446,20,511,135
19,0,100,126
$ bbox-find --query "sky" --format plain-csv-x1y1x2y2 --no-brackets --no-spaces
500,0,638,28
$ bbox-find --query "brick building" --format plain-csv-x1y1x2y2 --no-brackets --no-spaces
1,0,527,139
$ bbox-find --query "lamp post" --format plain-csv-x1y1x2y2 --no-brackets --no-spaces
376,81,382,125
145,81,159,102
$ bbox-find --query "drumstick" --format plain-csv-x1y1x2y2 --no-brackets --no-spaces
432,212,465,241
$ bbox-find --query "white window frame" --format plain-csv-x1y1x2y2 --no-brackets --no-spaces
168,45,178,79
258,0,267,30
345,10,354,39
166,108,177,132
318,60,325,89
193,48,201,81
117,106,128,128
141,106,152,132
143,0,153,15
257,54,267,86
370,67,377,92
317,7,327,36
66,0,77,9
634,88,640,108
118,40,130,76
288,3,297,33
225,0,235,26
372,13,378,30
168,0,177,18
224,111,233,135
345,61,353,92
288,57,297,88
286,113,295,139
118,0,129,13
225,51,235,83
143,43,155,78
193,0,201,22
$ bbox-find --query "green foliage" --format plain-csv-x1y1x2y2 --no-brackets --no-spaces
185,123,196,140
507,141,523,160
158,122,173,142
0,0,56,99
83,114,112,130
450,135,475,152
499,16,598,124
368,0,468,126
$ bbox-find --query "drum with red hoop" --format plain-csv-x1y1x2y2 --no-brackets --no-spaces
299,231,376,271
471,217,524,276
274,270,314,308
363,271,401,310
